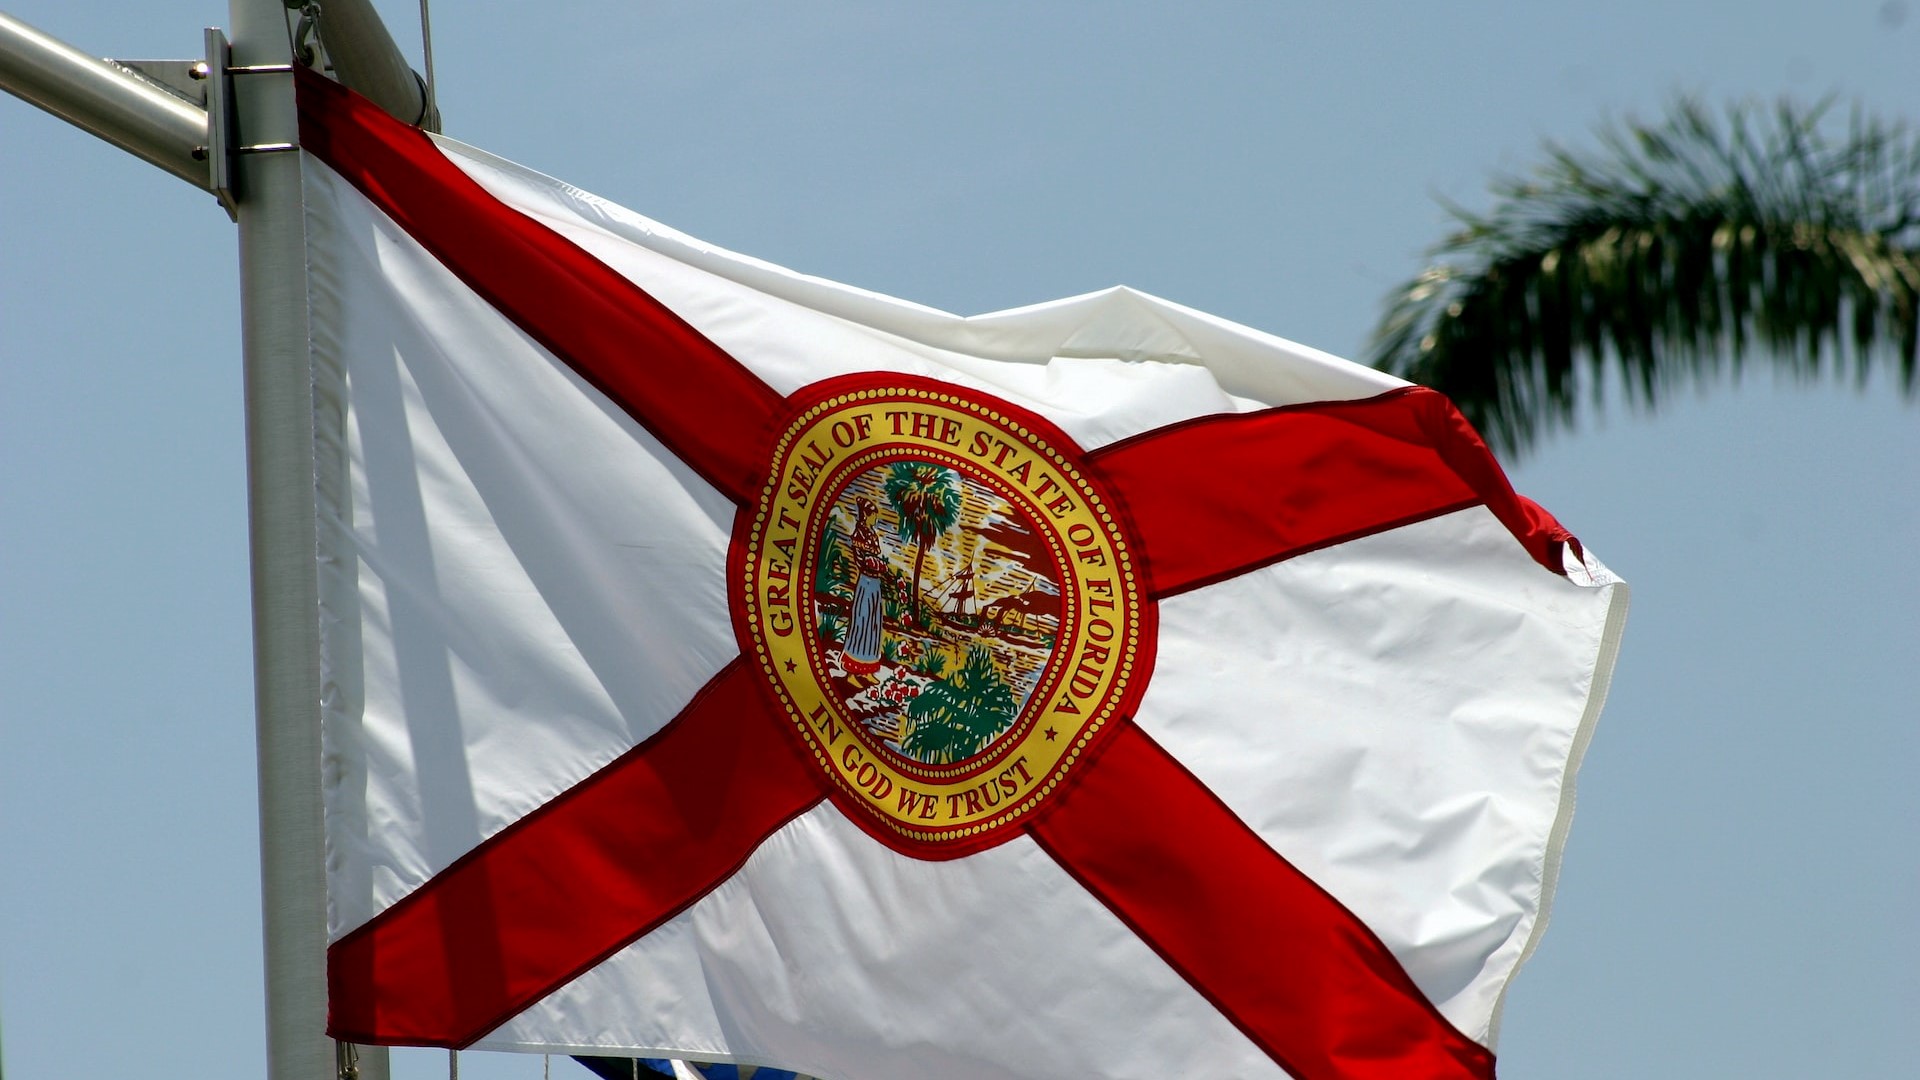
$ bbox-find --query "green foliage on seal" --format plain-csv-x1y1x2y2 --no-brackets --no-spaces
900,644,1017,765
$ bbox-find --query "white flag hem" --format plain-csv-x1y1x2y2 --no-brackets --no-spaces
1485,567,1629,1045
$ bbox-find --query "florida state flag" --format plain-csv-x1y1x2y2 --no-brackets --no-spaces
301,68,1626,1080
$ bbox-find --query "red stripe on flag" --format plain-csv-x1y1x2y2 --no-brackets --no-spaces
1089,386,1573,598
295,67,784,507
326,661,827,1047
1029,724,1496,1080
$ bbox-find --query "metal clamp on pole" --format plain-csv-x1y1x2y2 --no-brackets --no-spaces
200,27,237,217
289,0,440,132
194,29,305,219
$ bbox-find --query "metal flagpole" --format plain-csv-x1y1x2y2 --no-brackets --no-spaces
230,2,411,1076
3,4,429,1076
230,0,432,1073
0,11,212,188
226,1,335,1077
307,0,439,131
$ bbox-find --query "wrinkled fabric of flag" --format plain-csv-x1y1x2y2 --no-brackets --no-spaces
301,70,1626,1080
576,1055,812,1080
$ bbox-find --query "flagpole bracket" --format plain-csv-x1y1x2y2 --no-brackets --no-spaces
106,59,210,109
191,31,305,221
201,27,240,220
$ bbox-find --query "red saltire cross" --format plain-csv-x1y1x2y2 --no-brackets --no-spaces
303,67,1572,1080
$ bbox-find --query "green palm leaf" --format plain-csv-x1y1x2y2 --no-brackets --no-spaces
1368,98,1920,456
900,645,1017,764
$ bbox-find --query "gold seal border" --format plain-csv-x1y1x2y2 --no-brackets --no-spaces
790,441,1076,785
739,386,1144,847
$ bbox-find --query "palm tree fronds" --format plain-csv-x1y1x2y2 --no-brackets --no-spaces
1368,98,1920,456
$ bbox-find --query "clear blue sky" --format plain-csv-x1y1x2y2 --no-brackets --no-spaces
3,3,1915,1078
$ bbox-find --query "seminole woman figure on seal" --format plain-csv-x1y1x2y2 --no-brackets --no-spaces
842,496,888,677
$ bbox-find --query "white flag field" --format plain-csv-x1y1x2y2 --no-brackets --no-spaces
299,70,1627,1080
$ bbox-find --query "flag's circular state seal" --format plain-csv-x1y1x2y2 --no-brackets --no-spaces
731,374,1157,858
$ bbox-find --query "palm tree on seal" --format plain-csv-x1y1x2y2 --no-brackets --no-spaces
1368,98,1920,457
883,461,963,628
